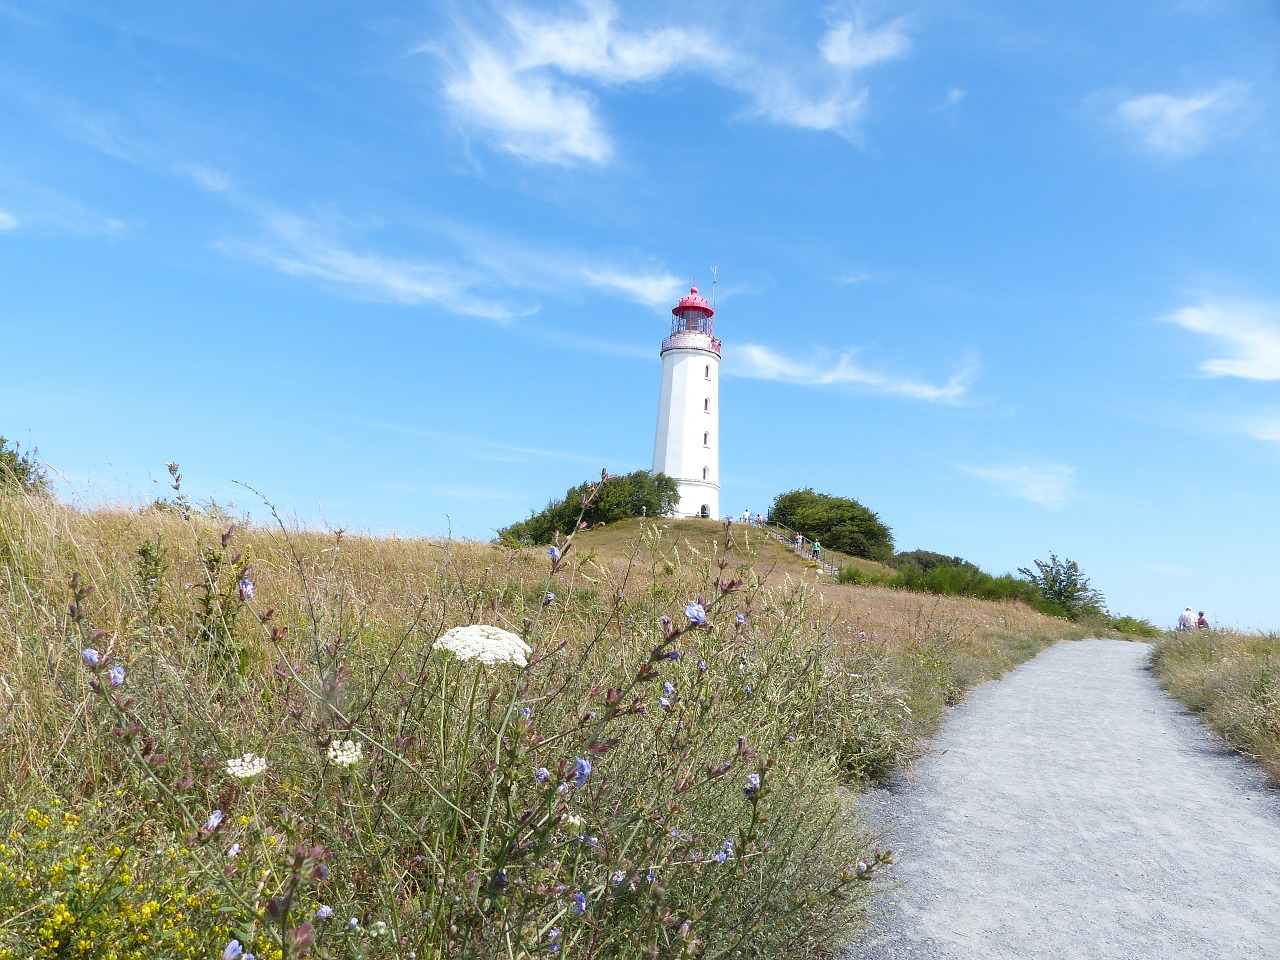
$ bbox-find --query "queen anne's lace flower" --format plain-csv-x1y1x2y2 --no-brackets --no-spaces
328,739,363,767
226,752,268,780
433,625,531,667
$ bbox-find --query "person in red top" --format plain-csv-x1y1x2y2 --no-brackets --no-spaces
1197,611,1209,629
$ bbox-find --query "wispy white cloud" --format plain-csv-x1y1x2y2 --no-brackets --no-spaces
961,463,1077,509
581,267,683,309
1164,300,1280,380
1116,81,1249,155
0,211,17,230
436,1,913,165
729,343,975,402
1241,417,1280,442
221,213,530,321
819,14,912,70
184,164,233,193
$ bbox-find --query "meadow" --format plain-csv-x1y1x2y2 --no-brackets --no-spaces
1151,628,1280,784
0,482,1089,960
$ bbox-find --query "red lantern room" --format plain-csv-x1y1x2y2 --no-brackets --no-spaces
662,286,721,357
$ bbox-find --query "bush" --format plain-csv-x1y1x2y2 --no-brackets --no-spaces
0,437,48,495
498,470,679,545
1017,554,1105,620
769,489,893,561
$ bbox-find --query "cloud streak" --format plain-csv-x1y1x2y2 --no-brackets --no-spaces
1116,81,1249,155
1164,300,1280,380
437,1,913,165
729,343,975,402
961,463,1077,509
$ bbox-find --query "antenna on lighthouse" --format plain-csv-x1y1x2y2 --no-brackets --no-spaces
710,265,717,310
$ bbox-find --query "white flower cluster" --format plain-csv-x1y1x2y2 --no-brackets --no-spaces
433,624,531,667
226,752,268,780
328,739,363,767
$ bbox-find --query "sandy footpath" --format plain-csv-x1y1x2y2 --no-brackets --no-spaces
850,638,1280,960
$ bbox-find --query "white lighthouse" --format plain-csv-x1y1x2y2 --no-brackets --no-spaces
652,285,721,519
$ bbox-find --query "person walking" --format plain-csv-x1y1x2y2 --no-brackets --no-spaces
1197,611,1209,629
1177,607,1196,631
813,541,822,563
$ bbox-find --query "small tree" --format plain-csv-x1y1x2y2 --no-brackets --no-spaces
768,488,894,561
1017,554,1105,619
498,470,680,545
0,436,48,495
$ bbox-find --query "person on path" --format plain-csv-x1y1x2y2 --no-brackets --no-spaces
742,509,750,523
755,513,763,526
1197,611,1209,629
813,541,822,562
1177,606,1196,631
794,532,803,553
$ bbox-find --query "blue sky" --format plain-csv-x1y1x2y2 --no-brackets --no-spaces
3,1,1279,629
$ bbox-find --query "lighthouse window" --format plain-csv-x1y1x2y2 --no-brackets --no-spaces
704,364,710,379
704,398,710,413
702,466,709,480
703,431,709,447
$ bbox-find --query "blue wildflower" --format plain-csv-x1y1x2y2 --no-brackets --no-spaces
612,869,626,887
202,809,223,832
522,706,533,720
548,928,562,953
736,613,746,625
578,833,597,847
685,602,706,625
316,905,333,920
238,578,255,601
543,592,555,606
106,666,125,688
222,941,244,960
81,648,100,667
535,766,551,783
573,756,591,788
547,546,561,563
713,850,728,864
646,871,656,883
663,681,674,697
698,659,707,673
743,773,761,798
659,697,672,709
666,650,681,661
744,684,752,694
572,891,587,915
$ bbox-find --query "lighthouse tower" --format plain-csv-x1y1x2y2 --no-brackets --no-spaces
652,285,721,519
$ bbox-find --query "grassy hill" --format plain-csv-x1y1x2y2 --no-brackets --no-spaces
0,495,1089,959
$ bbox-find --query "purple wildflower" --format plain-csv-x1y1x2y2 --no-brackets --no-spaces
238,579,255,601
572,891,587,915
698,659,707,673
685,602,706,626
316,905,333,920
744,773,761,798
81,648,100,667
573,756,591,788
549,929,562,953
106,665,125,688
543,592,555,606
547,546,561,563
222,941,244,960
535,766,551,783
612,869,626,887
202,809,223,832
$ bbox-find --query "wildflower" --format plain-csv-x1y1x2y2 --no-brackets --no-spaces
370,921,388,937
543,593,555,606
535,766,551,784
736,613,746,625
713,850,728,864
81,648,100,667
612,869,626,887
521,706,533,720
685,602,706,626
222,941,244,960
699,659,707,673
666,650,681,661
577,833,597,847
226,842,240,858
659,697,671,709
572,891,587,915
106,666,125,688
646,872,656,883
663,681,674,697
744,684,752,694
573,756,591,788
743,773,761,798
226,753,268,780
660,614,673,634
348,917,359,930
564,812,584,827
316,905,333,920
549,929,562,953
547,545,561,563
202,810,223,832
238,579,255,601
433,624,531,667
328,739,363,767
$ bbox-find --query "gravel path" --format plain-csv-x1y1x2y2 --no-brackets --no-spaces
850,638,1280,960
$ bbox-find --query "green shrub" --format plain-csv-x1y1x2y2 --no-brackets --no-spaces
769,489,893,561
498,470,679,545
0,437,47,496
